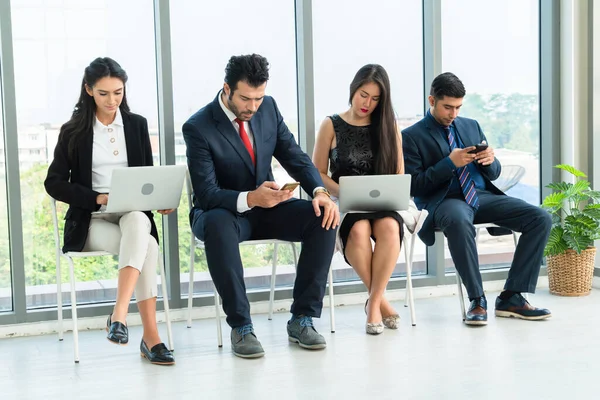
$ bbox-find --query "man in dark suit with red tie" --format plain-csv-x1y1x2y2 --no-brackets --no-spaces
402,72,552,326
183,54,339,358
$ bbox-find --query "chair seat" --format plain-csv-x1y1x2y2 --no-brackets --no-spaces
434,222,501,232
194,238,295,248
64,251,113,258
474,223,500,229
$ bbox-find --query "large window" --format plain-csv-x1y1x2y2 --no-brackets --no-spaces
312,0,427,280
11,0,160,308
0,90,11,312
441,0,540,269
170,0,299,296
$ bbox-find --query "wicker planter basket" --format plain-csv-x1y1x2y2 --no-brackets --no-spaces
546,247,596,296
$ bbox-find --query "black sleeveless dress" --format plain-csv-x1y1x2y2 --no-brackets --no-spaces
328,114,404,262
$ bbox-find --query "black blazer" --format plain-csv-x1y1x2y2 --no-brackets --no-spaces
182,93,323,222
402,115,508,245
44,111,158,252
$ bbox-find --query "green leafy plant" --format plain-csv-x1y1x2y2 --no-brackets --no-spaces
542,164,600,256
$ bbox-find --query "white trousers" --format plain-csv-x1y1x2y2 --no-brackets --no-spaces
83,211,158,302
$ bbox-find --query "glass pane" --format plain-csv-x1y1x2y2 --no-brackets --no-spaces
313,0,426,281
10,0,160,308
0,86,12,312
170,0,299,296
441,0,540,270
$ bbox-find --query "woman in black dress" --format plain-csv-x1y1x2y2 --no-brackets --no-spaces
312,64,404,335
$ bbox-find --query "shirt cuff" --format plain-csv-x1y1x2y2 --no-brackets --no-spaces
237,191,252,213
312,186,326,197
444,156,457,172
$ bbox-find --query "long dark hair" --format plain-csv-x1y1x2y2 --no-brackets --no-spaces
349,64,398,175
62,57,130,158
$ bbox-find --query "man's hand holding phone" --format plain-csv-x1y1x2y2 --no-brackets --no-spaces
247,181,293,208
449,147,477,168
473,142,495,166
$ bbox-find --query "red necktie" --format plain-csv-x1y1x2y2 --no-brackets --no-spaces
235,118,255,166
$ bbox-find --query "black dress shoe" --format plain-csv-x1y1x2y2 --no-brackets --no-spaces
495,293,552,320
140,340,175,365
465,296,488,326
106,314,128,345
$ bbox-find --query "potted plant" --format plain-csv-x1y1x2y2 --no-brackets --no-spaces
542,164,600,296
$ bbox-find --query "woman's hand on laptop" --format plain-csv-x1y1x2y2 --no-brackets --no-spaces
96,194,109,205
157,209,176,215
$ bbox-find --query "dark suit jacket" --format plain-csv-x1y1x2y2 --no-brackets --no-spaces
44,111,158,252
182,92,323,222
402,115,508,245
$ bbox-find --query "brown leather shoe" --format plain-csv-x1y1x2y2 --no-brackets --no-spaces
495,293,551,320
465,297,488,326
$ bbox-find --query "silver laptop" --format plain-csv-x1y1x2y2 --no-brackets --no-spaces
104,165,187,213
338,174,411,213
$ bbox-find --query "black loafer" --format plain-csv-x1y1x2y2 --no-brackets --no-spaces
465,296,488,326
140,340,175,365
106,314,128,345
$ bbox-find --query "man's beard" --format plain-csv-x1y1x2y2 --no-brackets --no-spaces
227,96,253,121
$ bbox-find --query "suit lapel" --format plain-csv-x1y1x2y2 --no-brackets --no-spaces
122,112,142,167
452,118,473,147
424,117,450,157
249,114,263,185
211,97,255,175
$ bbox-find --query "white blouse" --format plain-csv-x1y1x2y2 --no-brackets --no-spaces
91,109,128,193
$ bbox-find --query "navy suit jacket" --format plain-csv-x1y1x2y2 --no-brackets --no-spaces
402,115,508,245
183,92,323,223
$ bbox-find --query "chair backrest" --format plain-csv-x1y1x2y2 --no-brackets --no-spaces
185,172,202,247
185,170,194,213
493,165,526,192
50,197,63,256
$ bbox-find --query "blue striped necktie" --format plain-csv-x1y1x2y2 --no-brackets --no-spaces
444,126,479,209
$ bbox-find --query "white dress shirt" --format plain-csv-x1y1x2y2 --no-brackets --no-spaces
218,91,255,213
91,109,128,193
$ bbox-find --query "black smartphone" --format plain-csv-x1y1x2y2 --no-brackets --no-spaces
468,144,489,154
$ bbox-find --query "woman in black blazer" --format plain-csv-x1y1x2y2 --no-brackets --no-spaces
45,57,174,365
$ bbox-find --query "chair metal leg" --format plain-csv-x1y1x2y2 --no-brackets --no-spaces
475,227,481,247
214,285,223,348
327,267,335,332
67,256,79,363
268,243,278,320
187,234,196,328
403,234,416,309
56,253,63,341
158,254,174,352
404,233,417,326
456,272,467,321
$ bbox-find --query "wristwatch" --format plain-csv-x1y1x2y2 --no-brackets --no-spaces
314,188,331,199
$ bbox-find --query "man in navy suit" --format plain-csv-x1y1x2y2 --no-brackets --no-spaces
402,72,552,326
183,54,339,358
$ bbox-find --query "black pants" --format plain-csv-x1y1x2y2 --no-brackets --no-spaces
433,190,552,299
192,199,337,328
